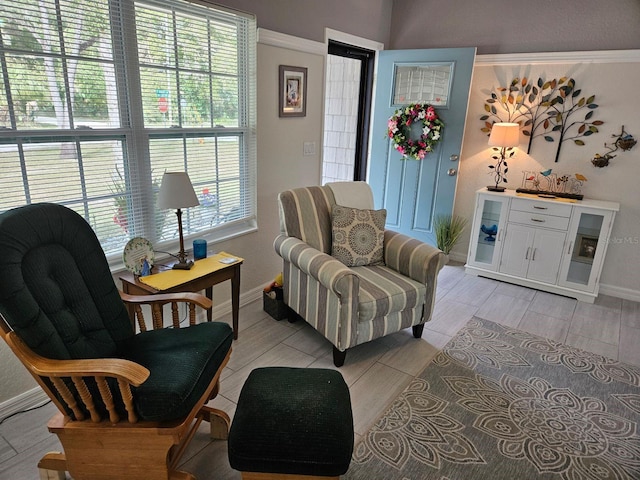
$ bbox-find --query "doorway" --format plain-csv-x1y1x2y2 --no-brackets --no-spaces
321,40,374,184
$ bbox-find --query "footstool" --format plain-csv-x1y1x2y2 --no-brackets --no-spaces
228,367,354,479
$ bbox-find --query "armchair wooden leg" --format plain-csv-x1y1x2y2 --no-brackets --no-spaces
332,346,347,367
412,324,425,338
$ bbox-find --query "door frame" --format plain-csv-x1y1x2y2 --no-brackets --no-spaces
324,29,383,181
327,40,375,181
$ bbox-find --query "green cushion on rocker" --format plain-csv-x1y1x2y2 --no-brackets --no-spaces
228,367,354,476
122,321,232,422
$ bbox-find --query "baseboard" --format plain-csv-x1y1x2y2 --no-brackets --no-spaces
196,285,265,322
0,386,49,422
448,251,468,264
214,285,264,318
598,283,640,302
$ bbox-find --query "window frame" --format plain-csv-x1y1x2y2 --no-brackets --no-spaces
0,0,257,268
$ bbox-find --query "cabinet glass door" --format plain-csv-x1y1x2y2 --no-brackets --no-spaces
468,194,509,271
559,208,613,292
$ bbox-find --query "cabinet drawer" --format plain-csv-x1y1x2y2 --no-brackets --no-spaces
508,210,570,230
510,198,572,217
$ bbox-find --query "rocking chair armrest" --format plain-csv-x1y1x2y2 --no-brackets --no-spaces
8,332,150,386
119,291,212,310
120,291,213,331
8,331,149,423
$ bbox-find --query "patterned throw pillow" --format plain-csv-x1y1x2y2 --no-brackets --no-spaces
331,205,386,267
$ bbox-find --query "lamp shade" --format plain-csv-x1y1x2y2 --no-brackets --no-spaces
488,123,520,148
157,172,199,210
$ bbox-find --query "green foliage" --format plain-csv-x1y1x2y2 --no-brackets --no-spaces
434,214,468,255
2,1,240,128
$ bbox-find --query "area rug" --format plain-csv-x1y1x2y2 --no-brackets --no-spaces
346,318,640,479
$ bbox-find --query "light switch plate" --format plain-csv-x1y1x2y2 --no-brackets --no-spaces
303,141,316,156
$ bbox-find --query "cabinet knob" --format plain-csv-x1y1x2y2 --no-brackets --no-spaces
447,168,457,176
450,154,459,162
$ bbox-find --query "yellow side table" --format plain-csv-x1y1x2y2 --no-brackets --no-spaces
120,252,243,339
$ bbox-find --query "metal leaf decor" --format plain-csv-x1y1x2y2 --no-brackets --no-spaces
480,76,603,162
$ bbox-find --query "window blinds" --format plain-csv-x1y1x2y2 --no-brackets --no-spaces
0,0,256,259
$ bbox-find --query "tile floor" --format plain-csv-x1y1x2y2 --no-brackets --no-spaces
1,262,638,479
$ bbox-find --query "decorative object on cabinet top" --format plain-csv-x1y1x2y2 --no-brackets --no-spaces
591,125,636,168
487,122,520,192
516,169,587,200
480,188,620,211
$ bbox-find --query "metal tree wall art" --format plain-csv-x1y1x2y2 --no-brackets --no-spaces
481,77,603,162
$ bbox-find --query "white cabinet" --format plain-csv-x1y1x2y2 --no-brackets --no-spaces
500,225,566,284
465,189,619,303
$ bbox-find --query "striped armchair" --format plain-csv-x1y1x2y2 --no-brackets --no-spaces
274,183,445,366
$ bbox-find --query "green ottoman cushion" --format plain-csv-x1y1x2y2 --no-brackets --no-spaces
228,367,354,476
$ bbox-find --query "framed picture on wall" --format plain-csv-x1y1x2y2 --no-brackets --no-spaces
572,233,598,264
279,65,307,117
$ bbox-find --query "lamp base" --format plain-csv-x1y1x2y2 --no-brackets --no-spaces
486,185,506,192
172,260,194,270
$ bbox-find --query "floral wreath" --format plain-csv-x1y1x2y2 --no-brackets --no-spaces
387,103,444,160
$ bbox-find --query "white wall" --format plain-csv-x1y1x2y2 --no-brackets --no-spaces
0,340,38,406
193,38,325,318
453,52,640,299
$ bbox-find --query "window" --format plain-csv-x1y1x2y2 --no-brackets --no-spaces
0,0,256,261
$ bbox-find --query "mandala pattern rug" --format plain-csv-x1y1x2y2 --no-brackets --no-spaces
346,318,640,479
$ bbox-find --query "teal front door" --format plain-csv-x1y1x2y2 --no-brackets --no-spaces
368,48,475,245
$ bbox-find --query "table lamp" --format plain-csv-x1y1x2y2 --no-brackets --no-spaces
487,122,520,192
157,172,199,269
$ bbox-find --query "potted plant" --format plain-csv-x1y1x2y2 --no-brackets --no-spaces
434,214,468,262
